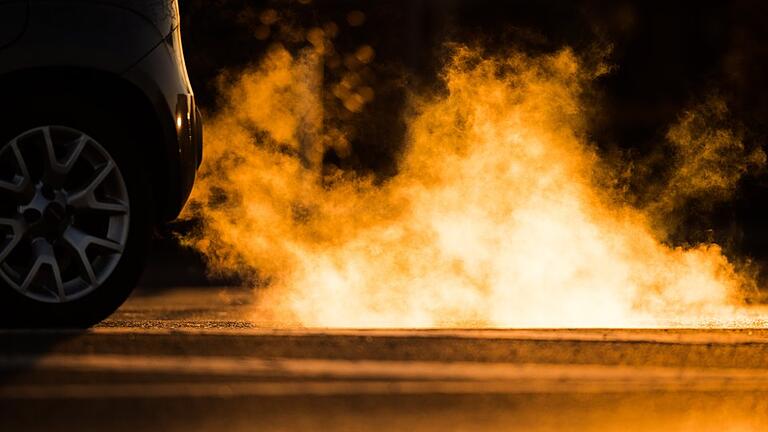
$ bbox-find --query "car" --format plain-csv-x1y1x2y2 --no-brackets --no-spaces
0,0,202,327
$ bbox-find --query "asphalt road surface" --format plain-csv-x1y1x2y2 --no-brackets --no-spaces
2,287,768,432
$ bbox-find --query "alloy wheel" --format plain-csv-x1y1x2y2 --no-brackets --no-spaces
0,126,130,303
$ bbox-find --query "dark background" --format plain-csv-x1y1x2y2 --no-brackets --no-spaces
143,0,768,289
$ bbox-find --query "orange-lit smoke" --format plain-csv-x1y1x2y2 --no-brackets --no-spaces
185,43,765,328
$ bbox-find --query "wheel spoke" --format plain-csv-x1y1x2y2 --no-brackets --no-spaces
0,141,32,200
63,135,88,171
20,240,64,300
42,128,88,186
89,200,129,215
87,235,123,253
62,226,122,285
0,217,25,263
62,227,96,285
67,161,128,215
66,160,125,214
85,160,115,193
20,256,44,292
53,258,66,302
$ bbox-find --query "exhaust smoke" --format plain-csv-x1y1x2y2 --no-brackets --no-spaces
183,38,765,327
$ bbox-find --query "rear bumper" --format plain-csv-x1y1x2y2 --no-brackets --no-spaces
175,93,204,202
122,34,202,221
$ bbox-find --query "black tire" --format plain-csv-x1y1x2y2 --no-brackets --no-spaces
0,101,153,328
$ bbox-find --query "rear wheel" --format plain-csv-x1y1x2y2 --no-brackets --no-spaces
0,118,152,327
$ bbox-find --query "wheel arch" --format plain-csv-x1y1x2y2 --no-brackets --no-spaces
0,66,174,224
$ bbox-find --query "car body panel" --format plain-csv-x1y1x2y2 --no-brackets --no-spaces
0,0,201,221
0,1,163,74
0,1,28,50
97,0,179,37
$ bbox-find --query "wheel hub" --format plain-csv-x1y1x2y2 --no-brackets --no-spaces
19,183,71,238
43,201,68,228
